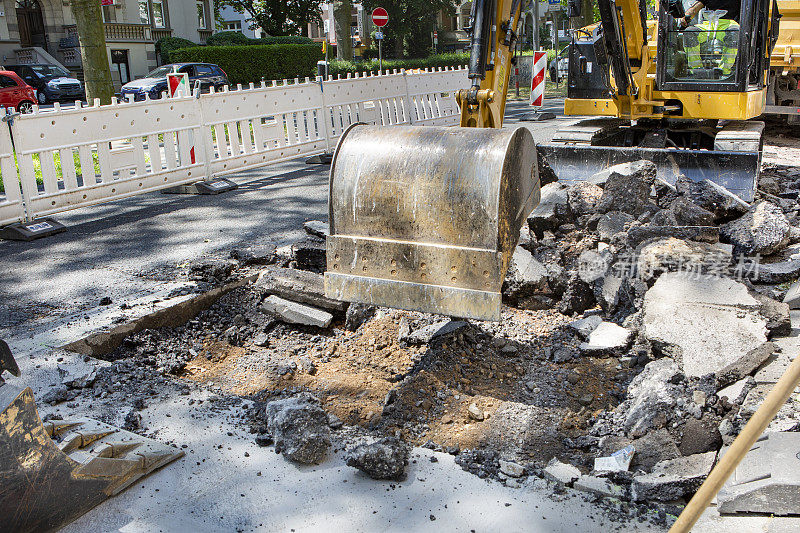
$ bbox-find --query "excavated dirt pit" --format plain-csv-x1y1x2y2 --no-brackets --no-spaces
99,285,636,471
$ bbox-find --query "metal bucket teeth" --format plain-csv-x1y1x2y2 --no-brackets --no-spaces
325,124,541,321
0,384,184,532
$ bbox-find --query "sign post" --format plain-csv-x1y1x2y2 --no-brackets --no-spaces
372,7,388,72
519,50,555,122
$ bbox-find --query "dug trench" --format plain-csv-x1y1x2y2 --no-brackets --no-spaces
47,146,800,524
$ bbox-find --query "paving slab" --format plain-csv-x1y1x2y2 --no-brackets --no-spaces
642,273,768,378
543,458,581,486
260,295,333,327
717,432,800,516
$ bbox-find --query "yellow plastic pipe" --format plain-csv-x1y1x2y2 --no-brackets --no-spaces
669,352,800,532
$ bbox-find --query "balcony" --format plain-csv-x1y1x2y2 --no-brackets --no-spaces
60,48,81,67
152,28,173,42
63,23,161,44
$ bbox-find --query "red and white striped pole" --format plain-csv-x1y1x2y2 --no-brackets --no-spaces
530,51,547,108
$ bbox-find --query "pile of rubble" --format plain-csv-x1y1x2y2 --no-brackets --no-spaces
43,160,800,517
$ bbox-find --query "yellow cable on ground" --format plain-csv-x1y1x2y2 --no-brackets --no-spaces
669,352,800,532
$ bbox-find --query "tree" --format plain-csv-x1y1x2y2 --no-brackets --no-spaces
334,0,353,59
219,0,323,36
69,0,114,104
361,0,456,58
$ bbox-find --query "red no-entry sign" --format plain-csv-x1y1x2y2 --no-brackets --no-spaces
372,7,389,27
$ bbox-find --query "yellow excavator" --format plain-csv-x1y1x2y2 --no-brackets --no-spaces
325,0,779,321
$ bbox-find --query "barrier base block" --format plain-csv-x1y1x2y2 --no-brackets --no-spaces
305,152,333,165
0,218,66,241
519,111,556,122
161,178,238,195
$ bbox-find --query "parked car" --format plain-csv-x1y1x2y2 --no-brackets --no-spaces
549,45,570,82
3,64,84,104
0,70,37,113
120,63,228,101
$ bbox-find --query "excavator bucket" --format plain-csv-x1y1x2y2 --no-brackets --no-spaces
324,124,540,321
0,383,184,532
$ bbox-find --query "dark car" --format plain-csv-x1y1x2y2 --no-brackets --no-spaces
0,70,37,113
120,63,228,101
3,64,84,104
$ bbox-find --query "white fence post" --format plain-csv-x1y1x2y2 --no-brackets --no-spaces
196,86,215,182
318,75,332,154
0,113,26,226
401,69,415,125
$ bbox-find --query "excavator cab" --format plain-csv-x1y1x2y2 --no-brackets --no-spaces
658,0,772,89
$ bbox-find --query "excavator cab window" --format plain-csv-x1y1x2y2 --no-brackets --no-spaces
657,0,770,91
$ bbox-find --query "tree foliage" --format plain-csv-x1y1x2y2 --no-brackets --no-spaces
361,0,457,58
218,0,324,36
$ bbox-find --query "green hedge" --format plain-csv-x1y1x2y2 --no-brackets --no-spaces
155,36,198,64
169,44,323,85
205,31,313,47
328,52,469,77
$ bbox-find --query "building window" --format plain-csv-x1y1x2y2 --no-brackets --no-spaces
224,20,242,31
152,0,165,27
138,0,149,24
196,1,206,29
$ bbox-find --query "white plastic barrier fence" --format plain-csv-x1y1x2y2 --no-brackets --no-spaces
12,97,204,219
405,67,463,125
5,66,466,225
0,121,24,226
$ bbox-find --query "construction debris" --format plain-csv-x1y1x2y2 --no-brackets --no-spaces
543,458,581,486
261,295,333,328
721,200,794,257
631,451,717,502
345,437,409,480
574,475,626,498
25,155,800,529
594,444,635,472
265,393,331,464
579,321,632,355
642,273,769,378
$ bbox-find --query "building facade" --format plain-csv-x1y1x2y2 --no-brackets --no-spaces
307,3,372,57
218,5,265,39
0,0,216,88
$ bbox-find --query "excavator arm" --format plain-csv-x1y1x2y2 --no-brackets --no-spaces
456,0,528,128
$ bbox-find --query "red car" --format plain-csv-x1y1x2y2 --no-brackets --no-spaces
0,70,36,113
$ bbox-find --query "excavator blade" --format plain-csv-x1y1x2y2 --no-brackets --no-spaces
0,383,184,532
325,124,540,321
537,143,761,202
